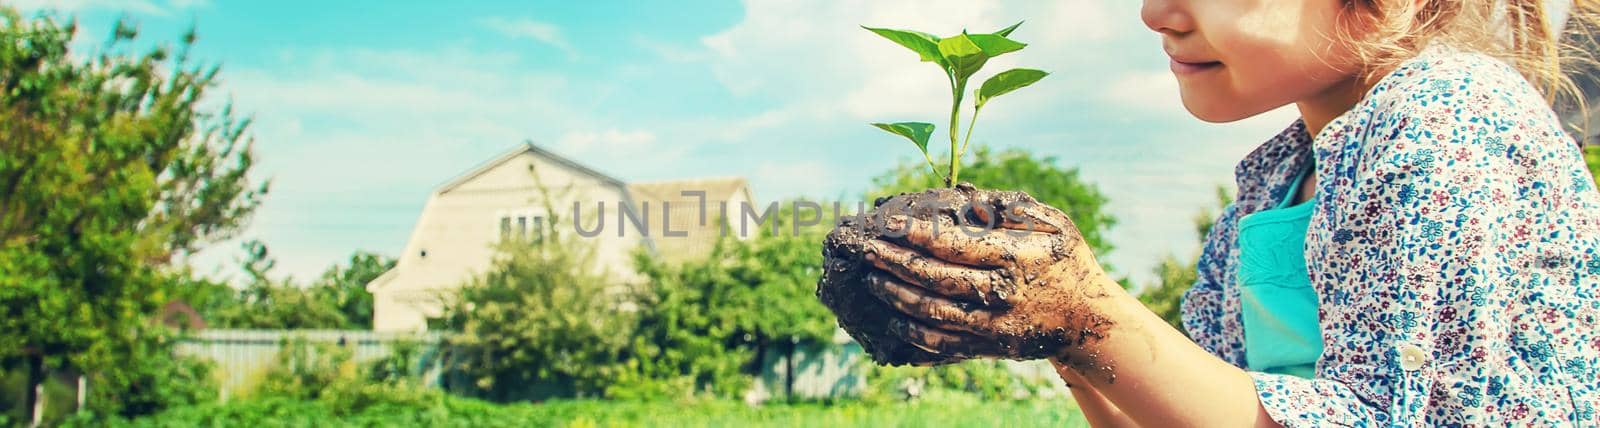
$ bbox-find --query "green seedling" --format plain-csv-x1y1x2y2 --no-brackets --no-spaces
865,21,1048,187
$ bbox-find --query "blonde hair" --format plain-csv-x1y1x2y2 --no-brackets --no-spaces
1342,0,1599,134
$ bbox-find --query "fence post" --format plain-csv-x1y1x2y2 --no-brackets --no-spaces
26,353,43,428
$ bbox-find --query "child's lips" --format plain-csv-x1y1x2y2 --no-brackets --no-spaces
1169,58,1222,75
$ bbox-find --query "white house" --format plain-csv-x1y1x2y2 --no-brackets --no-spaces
366,142,754,332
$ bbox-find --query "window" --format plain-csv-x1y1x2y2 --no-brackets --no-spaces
530,215,545,242
497,208,547,241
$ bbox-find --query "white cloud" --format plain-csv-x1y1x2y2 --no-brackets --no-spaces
482,17,575,58
556,129,659,155
751,160,836,201
634,36,708,63
194,45,595,280
168,0,210,9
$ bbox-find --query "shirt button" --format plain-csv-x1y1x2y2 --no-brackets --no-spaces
1398,343,1428,372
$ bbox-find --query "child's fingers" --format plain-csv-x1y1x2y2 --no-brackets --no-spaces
885,214,1075,270
970,196,1075,235
864,240,1015,307
864,271,996,336
883,215,1013,267
887,316,992,359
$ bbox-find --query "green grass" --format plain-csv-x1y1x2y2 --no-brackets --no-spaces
94,390,1087,428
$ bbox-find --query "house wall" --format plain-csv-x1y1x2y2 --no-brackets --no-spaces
371,152,647,332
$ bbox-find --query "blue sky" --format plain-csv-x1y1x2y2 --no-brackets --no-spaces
20,0,1300,285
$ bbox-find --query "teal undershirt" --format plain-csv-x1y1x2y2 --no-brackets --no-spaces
1236,165,1323,379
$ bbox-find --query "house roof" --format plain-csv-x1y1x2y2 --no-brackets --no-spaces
628,176,753,203
433,141,630,195
369,142,756,294
625,177,756,264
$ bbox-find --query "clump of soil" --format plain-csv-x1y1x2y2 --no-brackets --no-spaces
818,183,1015,366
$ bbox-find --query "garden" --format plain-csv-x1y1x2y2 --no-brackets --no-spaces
6,4,1600,428
0,11,1111,426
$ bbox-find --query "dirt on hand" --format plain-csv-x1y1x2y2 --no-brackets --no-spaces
815,184,1014,365
817,183,1119,372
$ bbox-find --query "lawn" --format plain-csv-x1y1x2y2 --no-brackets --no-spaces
93,391,1087,427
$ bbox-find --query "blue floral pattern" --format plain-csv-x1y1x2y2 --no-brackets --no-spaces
1181,42,1600,426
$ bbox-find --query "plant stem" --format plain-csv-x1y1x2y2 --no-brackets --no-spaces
960,104,982,158
921,151,945,183
948,76,965,188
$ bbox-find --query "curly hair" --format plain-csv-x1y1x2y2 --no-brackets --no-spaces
1339,1,1598,118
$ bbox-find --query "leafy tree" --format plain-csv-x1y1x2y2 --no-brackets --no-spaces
195,241,392,330
443,235,632,401
0,9,263,418
1138,186,1231,333
440,166,633,401
621,203,836,399
870,146,1116,257
309,251,394,330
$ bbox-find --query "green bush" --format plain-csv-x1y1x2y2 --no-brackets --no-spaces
93,395,1086,428
441,236,633,401
620,203,838,401
863,360,1055,403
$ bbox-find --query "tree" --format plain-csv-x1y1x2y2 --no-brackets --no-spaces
0,9,264,419
622,203,836,399
1138,186,1231,332
870,146,1117,257
443,230,633,401
309,251,394,330
440,166,634,401
194,241,391,330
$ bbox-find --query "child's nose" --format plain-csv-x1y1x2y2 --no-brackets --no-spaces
1141,0,1196,35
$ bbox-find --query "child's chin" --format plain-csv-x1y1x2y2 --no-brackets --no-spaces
1181,102,1248,124
1178,94,1263,123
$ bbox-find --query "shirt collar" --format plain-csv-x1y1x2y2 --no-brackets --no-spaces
1233,119,1315,215
1230,41,1455,214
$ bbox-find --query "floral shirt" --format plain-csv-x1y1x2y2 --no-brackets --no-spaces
1181,42,1600,426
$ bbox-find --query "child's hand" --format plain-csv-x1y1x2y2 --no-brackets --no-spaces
861,198,1120,362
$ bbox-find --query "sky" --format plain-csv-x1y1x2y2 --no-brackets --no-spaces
16,0,1300,286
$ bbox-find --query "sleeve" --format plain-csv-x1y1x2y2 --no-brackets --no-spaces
1181,203,1246,367
1248,74,1558,426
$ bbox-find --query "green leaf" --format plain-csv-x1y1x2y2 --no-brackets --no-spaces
967,34,1025,57
871,122,935,154
862,26,944,64
976,68,1048,108
937,34,988,80
991,21,1023,37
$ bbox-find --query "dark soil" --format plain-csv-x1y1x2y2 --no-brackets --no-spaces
818,183,1014,366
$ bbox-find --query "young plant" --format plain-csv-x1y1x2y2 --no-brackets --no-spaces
865,21,1048,187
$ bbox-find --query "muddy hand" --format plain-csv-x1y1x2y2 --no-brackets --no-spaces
862,199,1117,361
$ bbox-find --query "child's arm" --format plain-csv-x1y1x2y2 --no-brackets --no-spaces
864,208,1282,427
1060,282,1280,427
1050,358,1137,428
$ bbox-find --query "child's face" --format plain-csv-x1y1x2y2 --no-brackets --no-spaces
1141,0,1365,122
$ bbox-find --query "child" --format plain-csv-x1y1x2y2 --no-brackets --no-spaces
857,0,1600,425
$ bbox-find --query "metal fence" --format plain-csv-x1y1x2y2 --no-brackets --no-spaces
174,329,447,400
173,329,869,402
173,328,1062,402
